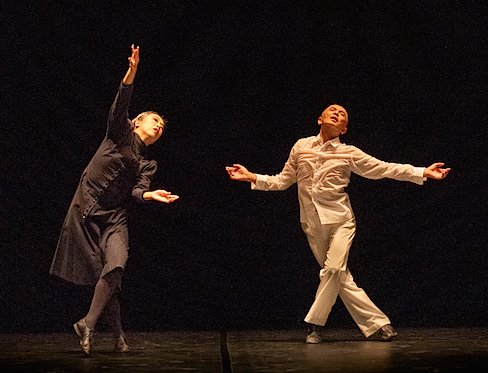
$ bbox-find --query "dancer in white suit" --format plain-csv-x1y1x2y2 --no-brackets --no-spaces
226,104,449,343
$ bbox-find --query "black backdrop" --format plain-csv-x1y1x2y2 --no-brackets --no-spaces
1,0,487,333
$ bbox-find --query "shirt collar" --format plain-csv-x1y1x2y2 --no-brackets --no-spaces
134,133,148,156
313,135,342,148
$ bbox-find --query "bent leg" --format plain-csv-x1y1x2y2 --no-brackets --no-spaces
85,268,123,330
104,294,124,338
304,269,341,325
303,220,355,326
339,270,391,338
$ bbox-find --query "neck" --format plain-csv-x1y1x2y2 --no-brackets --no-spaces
319,129,339,143
134,130,151,146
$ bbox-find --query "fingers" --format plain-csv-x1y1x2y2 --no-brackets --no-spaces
166,195,179,203
164,195,179,203
435,163,450,179
152,190,178,201
433,167,450,180
155,189,171,196
225,165,240,178
229,164,245,173
440,168,451,178
156,194,179,203
128,45,140,66
428,162,444,170
225,164,251,181
425,161,451,180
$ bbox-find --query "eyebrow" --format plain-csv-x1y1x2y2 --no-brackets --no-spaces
330,106,346,114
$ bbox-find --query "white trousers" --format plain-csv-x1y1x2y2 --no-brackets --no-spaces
302,218,391,337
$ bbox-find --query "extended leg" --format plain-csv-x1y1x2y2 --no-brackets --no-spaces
104,294,130,352
338,270,392,338
74,268,122,355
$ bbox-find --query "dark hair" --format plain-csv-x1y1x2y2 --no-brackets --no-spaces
132,111,167,129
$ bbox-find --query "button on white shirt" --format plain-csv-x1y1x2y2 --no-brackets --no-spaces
252,135,426,226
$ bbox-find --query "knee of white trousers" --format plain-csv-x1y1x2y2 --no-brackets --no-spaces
319,265,344,277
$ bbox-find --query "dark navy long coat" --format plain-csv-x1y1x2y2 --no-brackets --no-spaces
50,83,157,285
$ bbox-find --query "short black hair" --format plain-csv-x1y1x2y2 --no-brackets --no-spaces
132,111,167,129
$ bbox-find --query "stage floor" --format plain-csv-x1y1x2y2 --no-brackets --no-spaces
1,328,488,372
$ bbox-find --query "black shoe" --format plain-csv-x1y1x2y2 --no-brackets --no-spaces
368,324,398,341
114,335,130,353
305,331,323,344
305,324,323,344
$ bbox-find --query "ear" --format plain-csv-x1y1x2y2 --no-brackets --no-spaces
133,119,141,128
341,127,348,135
317,117,323,125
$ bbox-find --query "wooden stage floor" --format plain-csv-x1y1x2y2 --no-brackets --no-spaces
1,328,488,372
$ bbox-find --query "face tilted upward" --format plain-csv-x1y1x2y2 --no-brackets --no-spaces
318,105,349,138
134,113,165,145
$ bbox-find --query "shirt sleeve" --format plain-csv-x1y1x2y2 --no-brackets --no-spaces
251,141,299,191
350,146,426,185
106,83,134,141
132,160,158,202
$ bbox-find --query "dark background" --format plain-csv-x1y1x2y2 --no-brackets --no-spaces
1,0,487,333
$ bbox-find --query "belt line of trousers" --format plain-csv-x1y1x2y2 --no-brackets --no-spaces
302,218,391,338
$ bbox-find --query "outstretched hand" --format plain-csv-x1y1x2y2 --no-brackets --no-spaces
128,44,140,69
225,164,257,183
423,162,450,180
144,190,180,204
122,44,140,85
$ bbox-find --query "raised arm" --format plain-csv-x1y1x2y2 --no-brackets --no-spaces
106,45,141,140
122,44,140,86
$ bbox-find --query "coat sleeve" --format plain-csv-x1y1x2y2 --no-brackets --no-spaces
106,83,135,141
132,160,158,202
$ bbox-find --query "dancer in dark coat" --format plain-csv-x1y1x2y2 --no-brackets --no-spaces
50,45,179,355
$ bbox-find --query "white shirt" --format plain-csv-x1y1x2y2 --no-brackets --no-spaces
252,135,426,225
